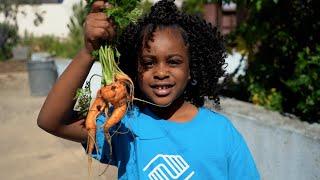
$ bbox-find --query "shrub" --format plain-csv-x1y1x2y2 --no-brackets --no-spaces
284,46,320,121
225,0,320,123
0,23,19,61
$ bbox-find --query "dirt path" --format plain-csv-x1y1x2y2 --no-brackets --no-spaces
0,62,116,179
0,60,27,73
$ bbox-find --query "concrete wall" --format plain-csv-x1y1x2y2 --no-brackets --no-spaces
209,98,320,180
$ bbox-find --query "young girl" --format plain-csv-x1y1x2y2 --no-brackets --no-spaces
37,0,260,179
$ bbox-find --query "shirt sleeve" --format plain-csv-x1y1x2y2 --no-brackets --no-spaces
226,121,260,180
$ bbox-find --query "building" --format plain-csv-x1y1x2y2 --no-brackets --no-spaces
203,2,237,35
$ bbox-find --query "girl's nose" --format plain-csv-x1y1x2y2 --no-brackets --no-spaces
154,66,169,80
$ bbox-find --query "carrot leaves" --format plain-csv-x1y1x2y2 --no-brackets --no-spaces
87,0,142,85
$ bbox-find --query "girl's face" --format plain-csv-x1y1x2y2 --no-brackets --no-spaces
138,27,190,106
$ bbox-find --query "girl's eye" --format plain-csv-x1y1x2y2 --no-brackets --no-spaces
167,59,182,66
141,59,154,68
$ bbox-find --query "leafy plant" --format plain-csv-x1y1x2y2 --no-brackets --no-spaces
0,23,18,61
137,0,153,15
0,0,44,60
74,81,92,118
67,0,87,58
104,0,142,35
249,83,283,111
20,33,67,57
85,0,142,85
284,46,320,121
225,0,320,122
181,0,204,15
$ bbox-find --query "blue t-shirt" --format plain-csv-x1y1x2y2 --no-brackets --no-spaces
86,106,260,179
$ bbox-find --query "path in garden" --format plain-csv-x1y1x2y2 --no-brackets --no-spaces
0,62,117,180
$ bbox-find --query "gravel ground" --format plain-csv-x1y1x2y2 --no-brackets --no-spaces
0,61,117,180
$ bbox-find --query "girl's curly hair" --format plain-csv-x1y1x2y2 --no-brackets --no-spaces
117,0,227,107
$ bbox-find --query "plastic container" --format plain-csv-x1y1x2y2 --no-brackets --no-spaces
27,59,58,96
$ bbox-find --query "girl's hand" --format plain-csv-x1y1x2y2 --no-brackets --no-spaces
84,0,116,54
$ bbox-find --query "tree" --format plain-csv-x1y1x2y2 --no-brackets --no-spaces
0,0,44,60
225,0,320,122
181,0,320,122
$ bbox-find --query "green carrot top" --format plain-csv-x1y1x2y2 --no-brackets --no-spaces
85,0,142,85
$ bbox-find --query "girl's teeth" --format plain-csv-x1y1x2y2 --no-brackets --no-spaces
153,85,172,96
157,86,168,89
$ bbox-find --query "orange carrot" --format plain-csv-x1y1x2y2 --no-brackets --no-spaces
100,78,131,138
84,73,133,175
85,90,108,156
85,90,107,176
82,0,142,174
100,79,129,138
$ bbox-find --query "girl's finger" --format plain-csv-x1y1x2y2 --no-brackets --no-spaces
88,20,111,29
106,27,116,40
89,26,116,41
87,12,108,21
88,27,109,40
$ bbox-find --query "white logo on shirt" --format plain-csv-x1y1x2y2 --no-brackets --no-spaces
143,154,195,180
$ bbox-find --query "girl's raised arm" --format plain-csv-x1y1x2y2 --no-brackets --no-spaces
37,0,115,143
37,48,94,142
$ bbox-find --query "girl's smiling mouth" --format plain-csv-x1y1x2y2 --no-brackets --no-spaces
150,83,175,96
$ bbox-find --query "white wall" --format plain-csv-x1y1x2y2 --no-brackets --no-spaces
0,0,81,37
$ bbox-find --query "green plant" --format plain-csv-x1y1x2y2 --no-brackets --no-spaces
225,0,320,122
284,46,320,121
181,0,204,15
249,83,283,111
137,0,153,15
66,0,87,58
0,0,44,60
0,23,18,61
20,33,73,58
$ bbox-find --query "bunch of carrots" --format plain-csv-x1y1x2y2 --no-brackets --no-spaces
75,0,142,172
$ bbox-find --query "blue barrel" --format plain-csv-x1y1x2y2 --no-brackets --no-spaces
27,60,58,96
